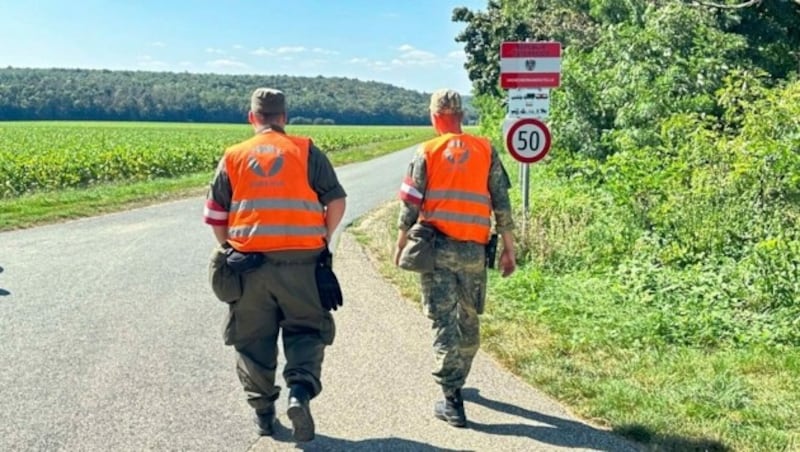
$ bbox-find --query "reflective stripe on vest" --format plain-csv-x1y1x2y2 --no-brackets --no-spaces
229,225,328,238
424,189,491,206
224,131,326,252
230,199,324,213
420,133,493,244
422,210,491,227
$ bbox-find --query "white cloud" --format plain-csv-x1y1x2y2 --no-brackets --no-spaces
137,55,168,68
350,55,436,71
348,44,441,72
279,58,330,70
251,47,274,56
205,47,225,54
232,44,243,50
312,47,339,55
251,46,337,57
150,41,166,48
392,44,438,67
368,60,392,72
178,61,193,67
206,59,248,69
276,46,306,54
447,50,466,60
402,49,437,61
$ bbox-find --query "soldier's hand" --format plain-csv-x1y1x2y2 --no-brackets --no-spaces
500,248,516,277
394,244,404,266
393,235,407,267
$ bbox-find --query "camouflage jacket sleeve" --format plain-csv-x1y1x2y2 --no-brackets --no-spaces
203,157,232,226
488,146,515,234
397,146,426,230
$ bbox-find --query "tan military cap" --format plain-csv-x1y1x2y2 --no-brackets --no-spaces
429,88,463,114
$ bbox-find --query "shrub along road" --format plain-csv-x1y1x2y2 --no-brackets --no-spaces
0,145,638,451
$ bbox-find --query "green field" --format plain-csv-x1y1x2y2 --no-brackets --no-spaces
0,121,434,198
0,121,436,230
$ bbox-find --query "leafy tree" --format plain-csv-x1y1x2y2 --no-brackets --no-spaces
450,0,800,340
453,0,800,156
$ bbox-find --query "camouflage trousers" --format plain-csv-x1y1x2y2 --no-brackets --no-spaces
420,235,487,396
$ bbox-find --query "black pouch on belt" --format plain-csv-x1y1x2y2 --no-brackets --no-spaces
223,244,265,274
315,247,343,311
485,233,498,269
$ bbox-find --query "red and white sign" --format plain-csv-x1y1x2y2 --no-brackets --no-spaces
500,41,561,89
503,117,552,163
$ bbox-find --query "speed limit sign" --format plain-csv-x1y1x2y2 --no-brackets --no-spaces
503,117,552,163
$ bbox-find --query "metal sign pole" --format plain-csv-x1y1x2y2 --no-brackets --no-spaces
524,36,533,237
521,162,530,235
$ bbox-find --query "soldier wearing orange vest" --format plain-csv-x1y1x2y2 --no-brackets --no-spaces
394,88,516,428
204,88,346,442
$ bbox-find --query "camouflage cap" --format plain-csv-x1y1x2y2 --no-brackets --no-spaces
250,88,286,116
429,88,463,114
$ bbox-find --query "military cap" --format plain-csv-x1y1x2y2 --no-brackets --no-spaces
429,88,463,114
250,88,286,116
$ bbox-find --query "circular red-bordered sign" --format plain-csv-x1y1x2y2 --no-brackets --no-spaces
504,117,552,163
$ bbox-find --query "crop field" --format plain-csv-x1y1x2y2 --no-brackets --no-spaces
0,121,434,198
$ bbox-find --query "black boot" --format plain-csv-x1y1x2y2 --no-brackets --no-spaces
254,405,275,436
434,388,467,428
287,384,315,442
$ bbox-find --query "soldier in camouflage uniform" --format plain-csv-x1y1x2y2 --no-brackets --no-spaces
394,89,516,428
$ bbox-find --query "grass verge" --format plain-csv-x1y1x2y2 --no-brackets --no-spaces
348,200,800,452
0,172,213,231
0,134,432,232
326,135,432,166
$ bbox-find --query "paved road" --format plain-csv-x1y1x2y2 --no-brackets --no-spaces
0,145,639,451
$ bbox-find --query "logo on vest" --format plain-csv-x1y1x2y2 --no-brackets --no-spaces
248,145,286,187
249,155,284,178
444,139,469,171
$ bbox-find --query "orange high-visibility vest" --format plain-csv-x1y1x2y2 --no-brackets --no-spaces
223,131,326,252
420,133,493,244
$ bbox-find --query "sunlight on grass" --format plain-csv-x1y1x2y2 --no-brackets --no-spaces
348,197,800,452
0,122,434,231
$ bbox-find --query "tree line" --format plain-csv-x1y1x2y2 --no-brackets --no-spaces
0,67,475,125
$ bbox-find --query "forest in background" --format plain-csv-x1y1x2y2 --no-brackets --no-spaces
0,67,477,125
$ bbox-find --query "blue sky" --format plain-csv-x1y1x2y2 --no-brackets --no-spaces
0,0,488,94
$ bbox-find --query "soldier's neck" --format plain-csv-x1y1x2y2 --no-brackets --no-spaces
436,126,463,135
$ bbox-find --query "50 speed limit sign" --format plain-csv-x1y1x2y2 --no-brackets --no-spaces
503,117,552,163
